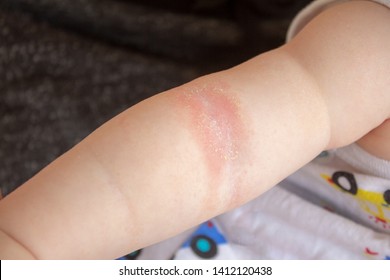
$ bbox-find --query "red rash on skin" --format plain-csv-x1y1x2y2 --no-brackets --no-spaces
175,81,245,186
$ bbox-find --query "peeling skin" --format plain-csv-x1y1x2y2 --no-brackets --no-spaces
175,81,245,195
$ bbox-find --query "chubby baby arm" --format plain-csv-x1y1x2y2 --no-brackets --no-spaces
1,1,390,259
0,60,329,259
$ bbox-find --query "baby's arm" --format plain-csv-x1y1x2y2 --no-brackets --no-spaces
1,1,390,259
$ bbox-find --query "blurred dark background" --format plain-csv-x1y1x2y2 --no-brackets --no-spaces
0,0,311,196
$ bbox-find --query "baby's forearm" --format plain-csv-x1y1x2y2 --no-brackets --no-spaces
0,49,329,259
1,1,390,260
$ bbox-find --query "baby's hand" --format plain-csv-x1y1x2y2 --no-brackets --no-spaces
357,119,390,160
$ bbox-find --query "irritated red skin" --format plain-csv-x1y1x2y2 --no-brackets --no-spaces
174,81,246,191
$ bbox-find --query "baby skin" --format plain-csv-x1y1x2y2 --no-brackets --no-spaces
0,1,390,259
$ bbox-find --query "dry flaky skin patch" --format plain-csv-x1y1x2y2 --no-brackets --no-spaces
174,80,246,208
